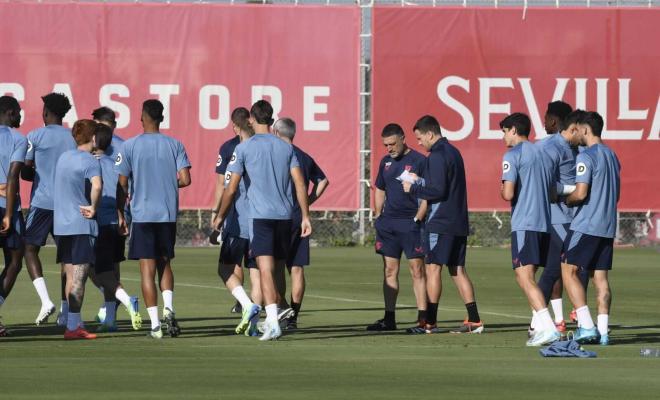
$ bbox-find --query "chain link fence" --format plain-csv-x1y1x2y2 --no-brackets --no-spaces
175,210,660,247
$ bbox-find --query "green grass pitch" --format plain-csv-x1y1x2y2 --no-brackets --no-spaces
1,247,659,399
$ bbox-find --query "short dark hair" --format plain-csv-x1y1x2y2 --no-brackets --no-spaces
42,92,72,120
381,123,404,138
231,107,251,133
413,115,441,135
72,119,97,146
0,96,20,114
581,111,604,137
560,109,588,131
546,101,573,121
94,123,113,151
499,112,531,137
142,99,164,123
92,106,116,124
250,100,274,126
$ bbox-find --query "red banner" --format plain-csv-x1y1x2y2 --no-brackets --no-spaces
372,7,660,211
1,3,360,210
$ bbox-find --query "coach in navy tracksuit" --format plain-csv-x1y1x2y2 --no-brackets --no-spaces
404,115,484,334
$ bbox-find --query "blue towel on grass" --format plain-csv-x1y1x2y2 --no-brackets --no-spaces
539,340,597,358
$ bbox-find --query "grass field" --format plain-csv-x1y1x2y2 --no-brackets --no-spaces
1,247,659,399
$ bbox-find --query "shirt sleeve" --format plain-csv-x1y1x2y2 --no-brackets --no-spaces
289,147,300,170
375,159,386,190
175,141,191,172
227,144,245,176
501,150,518,183
84,157,102,180
575,153,593,185
25,132,36,161
215,142,231,175
11,135,28,164
308,159,326,184
114,141,131,177
410,153,448,201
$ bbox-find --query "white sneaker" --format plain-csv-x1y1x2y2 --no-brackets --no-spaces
259,320,282,341
56,311,68,327
35,305,56,326
526,328,561,347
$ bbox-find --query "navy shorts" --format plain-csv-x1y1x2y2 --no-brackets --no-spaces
56,234,96,265
562,230,613,271
426,233,467,267
24,207,54,246
374,217,425,260
544,223,570,273
511,231,550,269
128,222,176,260
287,222,310,267
250,219,292,259
94,225,126,273
0,207,25,250
219,235,256,269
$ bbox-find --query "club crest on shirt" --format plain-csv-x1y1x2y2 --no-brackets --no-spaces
384,161,392,171
502,161,510,173
216,155,222,167
404,165,412,171
115,153,123,166
27,140,33,152
576,162,587,176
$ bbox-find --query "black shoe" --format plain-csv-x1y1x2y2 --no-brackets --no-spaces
284,319,298,331
406,321,427,334
162,308,181,337
366,318,397,331
231,301,242,314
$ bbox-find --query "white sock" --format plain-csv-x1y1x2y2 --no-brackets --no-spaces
32,277,54,308
597,314,609,336
530,310,537,330
550,298,564,323
115,288,132,310
535,308,557,332
576,305,595,329
265,304,278,323
66,312,81,331
104,302,117,325
147,306,160,330
231,286,252,309
162,290,174,312
60,300,69,315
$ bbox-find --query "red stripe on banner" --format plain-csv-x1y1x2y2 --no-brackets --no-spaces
1,3,360,211
372,7,660,211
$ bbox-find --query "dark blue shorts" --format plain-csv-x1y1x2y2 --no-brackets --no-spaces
219,235,256,269
544,223,570,273
94,225,126,273
511,230,550,269
128,222,176,260
249,219,292,259
24,207,54,246
374,217,424,260
562,230,613,271
0,207,25,250
56,234,96,265
287,222,310,267
426,233,467,267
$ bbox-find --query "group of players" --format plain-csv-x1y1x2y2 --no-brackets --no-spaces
370,103,619,347
0,92,620,345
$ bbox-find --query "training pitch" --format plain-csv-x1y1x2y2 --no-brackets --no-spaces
1,247,659,399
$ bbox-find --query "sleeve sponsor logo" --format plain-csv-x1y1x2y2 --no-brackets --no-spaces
502,160,510,172
229,152,237,165
216,155,222,167
27,140,33,152
224,171,231,183
576,162,587,176
115,152,123,166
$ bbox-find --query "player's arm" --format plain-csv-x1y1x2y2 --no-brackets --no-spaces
211,174,225,224
21,159,35,181
566,183,589,206
215,172,241,229
177,167,191,188
117,176,129,235
308,177,329,206
501,181,515,201
80,176,102,219
407,156,447,201
0,184,5,198
374,188,385,218
415,200,428,222
500,152,518,202
292,166,312,237
0,161,23,234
